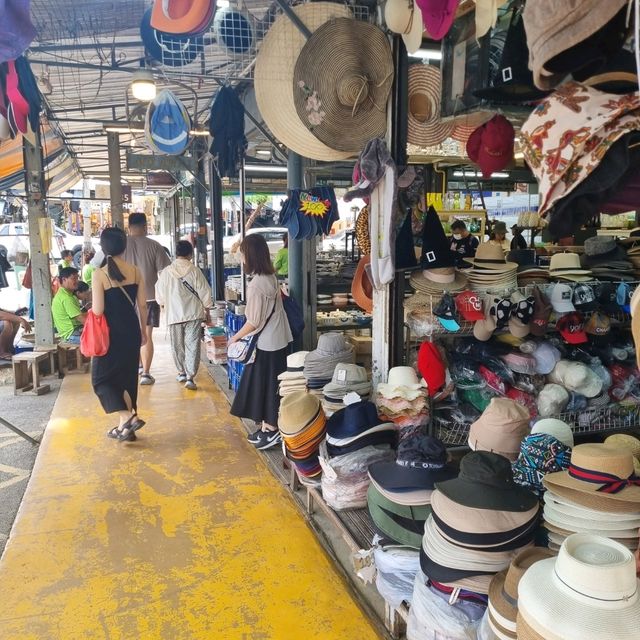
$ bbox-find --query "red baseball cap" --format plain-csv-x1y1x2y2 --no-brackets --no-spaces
455,290,485,321
417,341,446,398
466,115,515,179
555,312,588,344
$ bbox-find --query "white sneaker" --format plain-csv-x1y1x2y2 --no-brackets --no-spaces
176,373,187,383
140,373,155,385
184,379,197,391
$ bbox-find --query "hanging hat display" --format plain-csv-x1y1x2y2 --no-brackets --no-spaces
5,60,29,136
351,255,373,314
140,7,200,67
416,0,458,41
213,7,254,55
407,64,454,147
254,2,353,162
145,89,191,155
384,0,424,55
209,85,247,179
292,18,394,154
466,115,515,178
150,0,214,36
14,56,41,134
0,0,36,65
280,187,340,240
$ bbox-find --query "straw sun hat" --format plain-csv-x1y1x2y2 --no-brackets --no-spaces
292,18,394,153
407,64,454,147
254,2,353,161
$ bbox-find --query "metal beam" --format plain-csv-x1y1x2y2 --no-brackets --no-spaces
194,138,209,269
209,158,225,300
22,131,55,347
107,132,124,228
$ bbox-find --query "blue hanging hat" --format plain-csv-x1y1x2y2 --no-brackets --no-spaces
146,89,191,155
140,8,201,67
213,8,254,55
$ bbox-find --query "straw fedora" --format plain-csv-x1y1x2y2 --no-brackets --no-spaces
150,0,213,35
517,534,640,640
549,253,592,279
543,443,640,513
254,3,353,162
407,64,454,147
278,391,321,436
292,18,393,154
351,255,373,314
464,243,518,271
384,0,424,54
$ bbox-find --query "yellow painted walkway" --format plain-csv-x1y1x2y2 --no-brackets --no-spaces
0,340,381,639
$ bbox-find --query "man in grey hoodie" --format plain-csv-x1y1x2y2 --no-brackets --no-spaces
155,241,212,390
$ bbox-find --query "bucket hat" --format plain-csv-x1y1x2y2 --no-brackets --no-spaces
293,18,393,154
0,0,36,65
140,7,200,67
304,332,355,378
277,351,309,380
468,398,530,462
435,451,538,512
323,364,370,398
549,283,575,313
466,115,515,179
213,8,254,54
369,435,455,492
543,443,640,513
488,547,556,638
150,0,214,35
407,64,454,147
351,255,373,314
254,3,353,162
145,89,191,155
522,0,629,90
416,0,458,41
384,0,424,54
531,418,574,448
376,366,426,400
517,533,640,640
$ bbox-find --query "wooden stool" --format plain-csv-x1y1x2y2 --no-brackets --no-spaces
57,343,89,375
12,352,51,395
34,346,58,376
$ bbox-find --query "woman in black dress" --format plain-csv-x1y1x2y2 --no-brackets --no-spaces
91,227,148,442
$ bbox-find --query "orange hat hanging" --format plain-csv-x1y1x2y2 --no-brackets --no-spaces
150,0,214,36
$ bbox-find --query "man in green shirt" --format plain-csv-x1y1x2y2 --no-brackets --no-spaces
81,249,95,287
274,234,288,277
52,267,86,343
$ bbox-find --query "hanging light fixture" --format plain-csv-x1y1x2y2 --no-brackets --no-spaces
130,69,156,102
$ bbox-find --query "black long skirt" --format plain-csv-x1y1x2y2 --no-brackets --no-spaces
230,346,287,427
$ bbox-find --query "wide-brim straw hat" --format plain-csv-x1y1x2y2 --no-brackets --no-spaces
407,64,454,147
544,490,640,523
254,3,353,161
517,534,640,640
543,443,640,513
351,255,373,313
543,506,640,537
292,18,393,154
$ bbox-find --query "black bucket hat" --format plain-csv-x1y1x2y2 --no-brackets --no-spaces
369,435,456,492
435,451,538,512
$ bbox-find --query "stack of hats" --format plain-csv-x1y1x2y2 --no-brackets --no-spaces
320,401,396,510
463,244,518,293
485,547,556,640
605,433,640,474
321,363,371,415
421,452,540,596
512,418,574,498
581,236,634,280
367,436,456,548
549,253,592,282
375,367,429,429
467,398,531,462
507,249,550,287
277,351,309,397
303,332,355,397
278,392,327,479
517,534,640,640
623,235,640,275
317,294,332,307
332,292,349,307
542,444,640,551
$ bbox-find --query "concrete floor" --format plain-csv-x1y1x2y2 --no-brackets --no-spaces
0,341,381,639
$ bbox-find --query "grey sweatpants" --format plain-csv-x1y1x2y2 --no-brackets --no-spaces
169,320,202,379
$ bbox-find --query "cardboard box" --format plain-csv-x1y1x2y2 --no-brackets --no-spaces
348,335,372,355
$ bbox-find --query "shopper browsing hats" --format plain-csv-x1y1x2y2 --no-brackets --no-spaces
468,398,531,462
448,220,479,267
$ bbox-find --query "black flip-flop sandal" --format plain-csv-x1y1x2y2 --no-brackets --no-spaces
107,426,137,441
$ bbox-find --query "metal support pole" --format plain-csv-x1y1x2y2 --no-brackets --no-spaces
0,416,39,445
239,160,247,301
209,158,225,300
107,132,123,228
194,139,209,269
23,132,55,348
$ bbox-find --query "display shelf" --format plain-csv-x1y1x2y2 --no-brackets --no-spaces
560,405,640,435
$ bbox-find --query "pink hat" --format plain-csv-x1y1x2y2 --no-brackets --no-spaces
416,0,458,41
466,115,515,179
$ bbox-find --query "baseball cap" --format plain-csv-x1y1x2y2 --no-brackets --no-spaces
508,291,534,338
532,341,561,375
572,283,597,312
530,287,552,337
598,283,620,314
455,290,485,321
434,293,460,332
584,311,611,337
466,114,515,179
556,312,588,344
473,296,498,341
549,283,575,313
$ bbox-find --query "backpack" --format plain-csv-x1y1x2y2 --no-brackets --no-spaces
281,291,304,339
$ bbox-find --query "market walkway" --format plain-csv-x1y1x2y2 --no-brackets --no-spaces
0,338,381,639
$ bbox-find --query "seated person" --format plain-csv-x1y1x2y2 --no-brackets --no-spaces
52,267,86,343
82,249,95,286
449,220,479,266
0,309,31,361
75,281,92,312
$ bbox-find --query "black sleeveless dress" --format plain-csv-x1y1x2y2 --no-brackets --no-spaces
91,282,141,414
